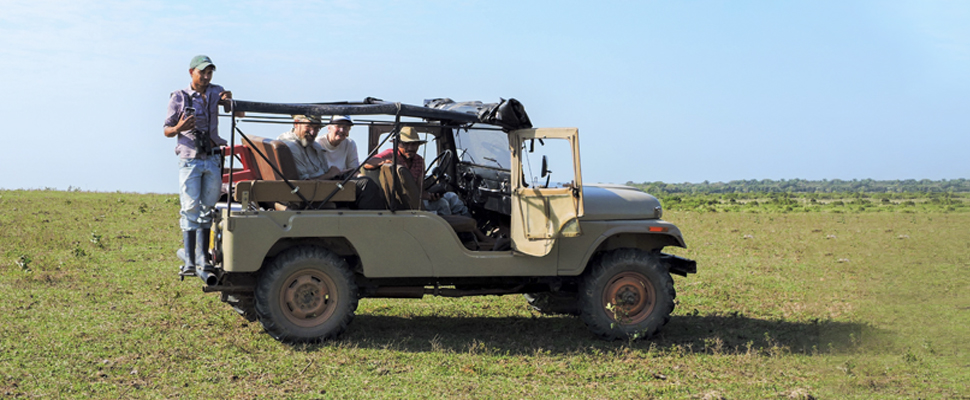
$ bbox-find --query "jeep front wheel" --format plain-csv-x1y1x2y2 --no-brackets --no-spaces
579,249,675,341
255,246,358,343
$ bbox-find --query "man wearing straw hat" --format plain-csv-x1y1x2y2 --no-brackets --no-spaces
365,126,469,216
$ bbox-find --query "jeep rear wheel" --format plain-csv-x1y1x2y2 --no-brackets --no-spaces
255,246,358,343
580,249,675,341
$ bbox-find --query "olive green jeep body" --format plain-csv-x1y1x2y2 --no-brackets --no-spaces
192,98,696,342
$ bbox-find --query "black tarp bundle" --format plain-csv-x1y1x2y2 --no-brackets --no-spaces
424,98,532,131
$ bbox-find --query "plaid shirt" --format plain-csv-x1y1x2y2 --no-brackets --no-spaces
376,148,424,183
164,84,228,159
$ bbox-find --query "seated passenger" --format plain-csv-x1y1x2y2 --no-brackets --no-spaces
278,115,385,209
315,115,360,174
364,126,469,216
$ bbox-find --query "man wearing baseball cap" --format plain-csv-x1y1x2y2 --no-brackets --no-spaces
316,115,360,176
163,55,234,277
277,115,386,210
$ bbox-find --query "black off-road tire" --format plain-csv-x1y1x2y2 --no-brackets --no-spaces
255,246,358,343
579,249,675,341
524,292,581,316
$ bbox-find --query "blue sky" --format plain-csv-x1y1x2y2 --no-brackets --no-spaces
1,0,967,193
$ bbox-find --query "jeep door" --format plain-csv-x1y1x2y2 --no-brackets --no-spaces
509,128,585,257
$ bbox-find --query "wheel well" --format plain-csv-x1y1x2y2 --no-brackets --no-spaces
580,233,682,274
263,237,360,270
592,233,682,256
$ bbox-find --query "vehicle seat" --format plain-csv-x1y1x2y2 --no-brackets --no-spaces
244,135,300,181
222,144,261,183
242,135,348,211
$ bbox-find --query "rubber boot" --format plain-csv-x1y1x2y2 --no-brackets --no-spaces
181,230,196,275
196,228,214,272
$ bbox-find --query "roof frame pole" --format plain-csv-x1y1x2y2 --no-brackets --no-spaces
227,100,236,210
391,103,402,213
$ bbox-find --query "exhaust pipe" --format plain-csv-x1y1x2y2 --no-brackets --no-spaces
196,268,218,286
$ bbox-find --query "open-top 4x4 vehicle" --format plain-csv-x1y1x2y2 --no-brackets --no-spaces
190,97,696,343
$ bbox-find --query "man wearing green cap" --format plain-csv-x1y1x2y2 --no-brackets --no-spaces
163,55,233,277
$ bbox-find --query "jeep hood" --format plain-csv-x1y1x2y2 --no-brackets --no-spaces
580,184,663,220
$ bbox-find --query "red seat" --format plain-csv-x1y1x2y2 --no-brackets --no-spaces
222,144,260,184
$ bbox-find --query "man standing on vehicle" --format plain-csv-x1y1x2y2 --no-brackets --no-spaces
163,55,231,277
315,115,360,175
364,126,469,216
278,115,386,209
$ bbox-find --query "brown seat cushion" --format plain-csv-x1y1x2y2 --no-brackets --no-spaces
243,135,299,181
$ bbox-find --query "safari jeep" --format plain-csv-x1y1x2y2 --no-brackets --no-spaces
192,97,696,343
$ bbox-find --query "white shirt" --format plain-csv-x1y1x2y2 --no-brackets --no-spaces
316,136,359,172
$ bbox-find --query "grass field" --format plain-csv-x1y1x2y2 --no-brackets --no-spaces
1,189,968,399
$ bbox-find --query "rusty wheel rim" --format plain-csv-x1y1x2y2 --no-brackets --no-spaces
602,271,655,325
279,269,338,328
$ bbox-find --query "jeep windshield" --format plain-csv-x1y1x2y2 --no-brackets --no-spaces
455,127,510,170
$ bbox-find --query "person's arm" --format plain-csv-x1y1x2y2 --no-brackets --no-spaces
218,89,246,117
310,166,343,180
163,92,195,137
362,159,388,170
363,149,392,170
347,141,360,171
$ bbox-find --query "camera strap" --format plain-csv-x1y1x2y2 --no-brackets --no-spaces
182,89,214,156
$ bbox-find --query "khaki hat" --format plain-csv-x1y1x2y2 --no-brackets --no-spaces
399,126,426,143
293,114,323,124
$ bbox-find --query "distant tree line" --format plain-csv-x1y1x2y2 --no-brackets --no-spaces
626,178,970,194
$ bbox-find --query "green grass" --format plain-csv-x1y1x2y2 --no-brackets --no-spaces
657,192,970,214
1,189,968,399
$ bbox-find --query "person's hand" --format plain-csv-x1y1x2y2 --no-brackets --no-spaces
218,90,232,105
340,168,358,178
176,113,196,132
321,166,342,180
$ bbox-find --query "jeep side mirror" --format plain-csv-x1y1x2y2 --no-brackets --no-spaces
541,156,551,188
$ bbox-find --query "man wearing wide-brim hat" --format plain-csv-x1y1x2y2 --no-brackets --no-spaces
364,126,469,216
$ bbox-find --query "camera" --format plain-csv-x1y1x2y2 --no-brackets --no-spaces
183,106,211,154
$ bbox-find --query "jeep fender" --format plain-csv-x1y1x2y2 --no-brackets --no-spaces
556,220,687,276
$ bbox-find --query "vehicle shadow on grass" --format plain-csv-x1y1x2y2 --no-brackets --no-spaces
313,313,888,356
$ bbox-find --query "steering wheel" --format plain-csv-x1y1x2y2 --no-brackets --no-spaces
424,149,454,191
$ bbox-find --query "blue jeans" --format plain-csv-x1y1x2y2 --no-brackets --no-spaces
178,157,222,231
424,192,469,216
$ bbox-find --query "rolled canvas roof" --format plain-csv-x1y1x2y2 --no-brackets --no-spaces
230,97,532,131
